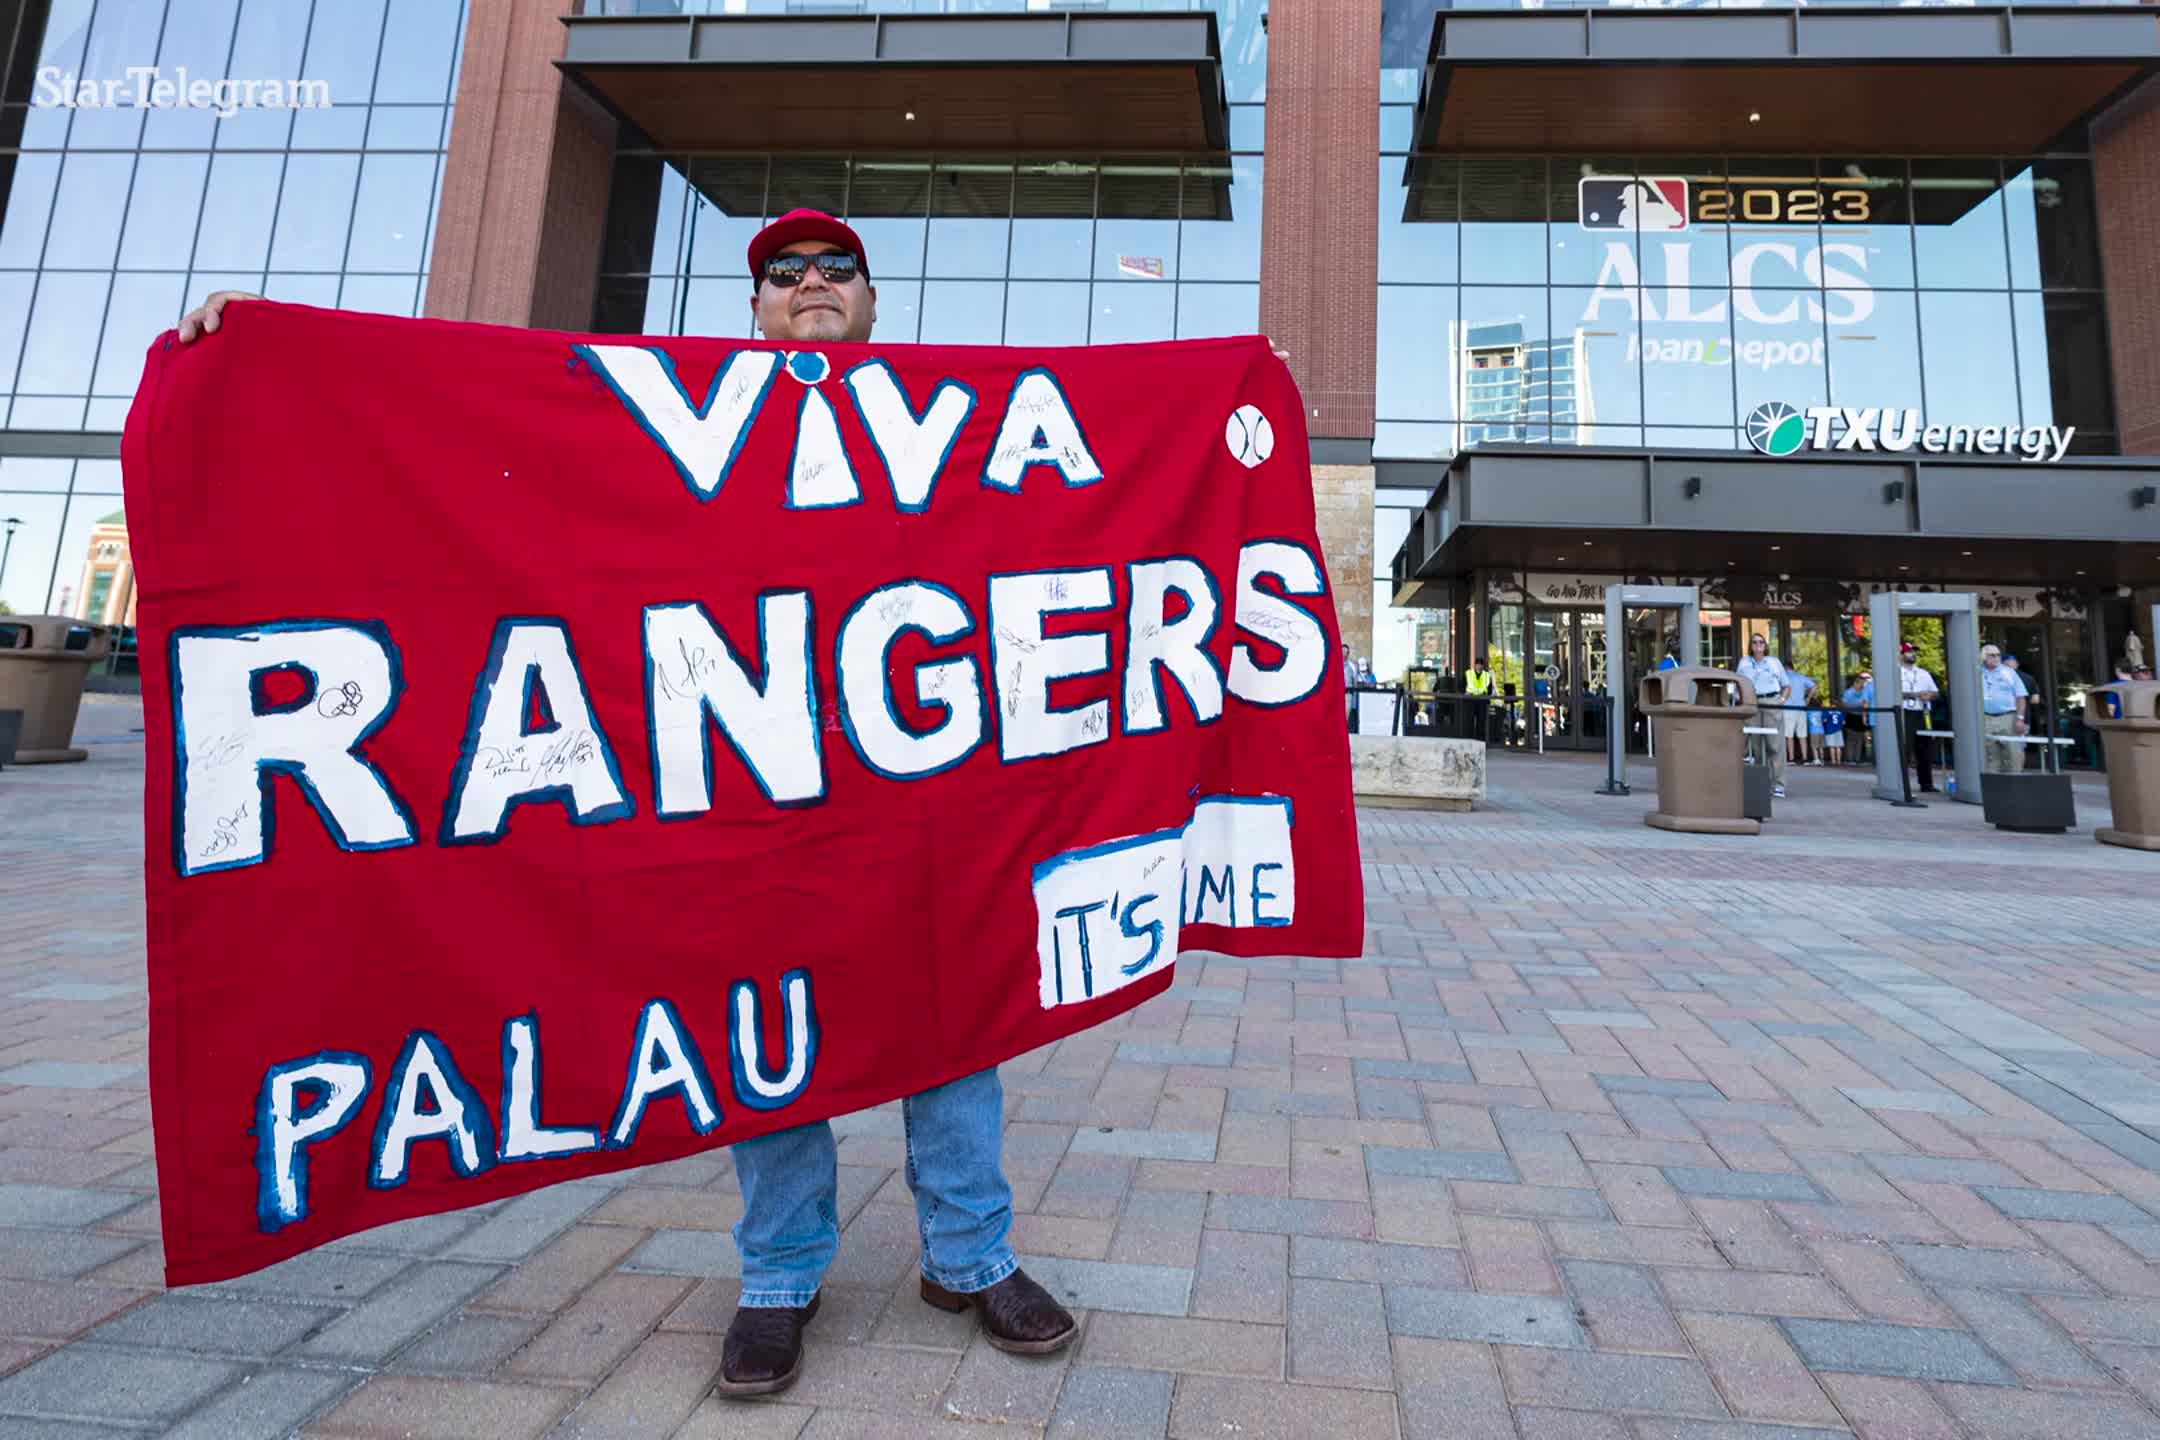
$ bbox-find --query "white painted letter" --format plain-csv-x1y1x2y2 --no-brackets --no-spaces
645,595,822,812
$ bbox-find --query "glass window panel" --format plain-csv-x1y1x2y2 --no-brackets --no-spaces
1732,289,1827,417
767,155,846,218
1913,159,2008,289
593,276,659,335
1646,426,1739,452
1552,287,1639,428
843,157,927,278
72,459,121,495
1373,421,1456,461
2015,291,2113,437
1827,287,1921,414
0,273,35,390
61,98,144,152
1460,158,1544,284
338,273,419,317
1458,285,1550,443
362,105,446,150
118,153,210,269
64,0,162,149
639,276,679,335
919,279,1004,345
1549,156,1641,288
928,159,1010,277
1375,284,1456,423
1379,105,1414,154
1009,161,1093,280
684,157,771,277
269,153,359,270
19,102,71,150
263,272,341,307
92,272,187,394
1175,282,1258,340
649,163,690,275
1219,0,1266,103
155,0,242,80
681,277,755,341
303,0,387,105
140,102,218,150
213,104,294,149
1089,282,1174,344
2005,157,2100,292
1098,158,1179,281
1004,280,1089,347
49,490,126,615
17,271,107,392
1645,313,1739,427
0,457,75,492
1630,158,1730,290
84,397,130,429
46,151,133,269
1380,154,1457,285
1819,157,1912,289
185,272,268,310
0,493,70,616
1229,104,1265,153
7,396,87,428
0,153,63,267
421,151,447,263
1919,290,2017,427
870,279,920,344
1180,155,1259,282
227,0,310,85
345,152,433,270
374,0,460,102
27,0,91,73
600,154,670,274
194,153,283,269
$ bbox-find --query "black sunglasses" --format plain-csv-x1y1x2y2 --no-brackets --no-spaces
761,251,863,288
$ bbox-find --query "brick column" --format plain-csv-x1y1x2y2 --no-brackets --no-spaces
425,0,615,331
2094,75,2160,456
1260,2,1380,658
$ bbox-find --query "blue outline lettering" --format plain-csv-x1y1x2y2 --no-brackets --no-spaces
1192,864,1236,926
1249,862,1288,928
1054,901,1107,999
247,661,317,717
727,969,820,1112
607,997,722,1148
1228,538,1330,709
783,385,863,511
571,343,780,503
368,1030,496,1190
440,616,635,846
843,358,977,514
834,580,987,782
251,1050,371,1234
980,366,1103,491
1121,555,1226,735
170,619,418,879
642,593,825,816
498,1013,600,1163
1118,892,1167,975
986,566,1115,764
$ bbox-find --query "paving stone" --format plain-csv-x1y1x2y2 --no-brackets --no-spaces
1663,1167,1824,1203
1630,1424,1858,1440
1288,1277,1391,1388
1934,1383,2159,1440
440,1184,605,1263
0,1420,139,1439
1452,1182,1610,1220
618,1228,741,1278
1561,1260,1688,1354
1383,1286,1587,1349
1206,1194,1374,1239
1190,1228,1288,1323
1365,1145,1518,1183
1047,1364,1175,1439
0,1345,239,1425
1392,1336,1514,1440
504,1273,694,1382
1889,1242,2092,1293
0,1063,141,1090
1080,1313,1283,1377
205,1248,414,1302
1866,1155,2023,1186
1117,1043,1233,1067
88,1294,339,1357
1070,1127,1217,1161
0,1185,136,1229
1493,1346,1725,1416
1546,1010,1655,1029
549,1329,721,1439
296,1260,501,1363
1353,1059,1474,1084
0,1230,139,1283
1289,1236,1466,1289
390,1312,546,1374
2032,1293,2160,1345
312,1374,576,1439
1678,1311,1842,1425
162,1367,359,1440
0,1278,152,1341
1024,1255,1192,1316
1775,1317,2015,1386
1108,1187,1207,1268
1932,1285,2110,1388
1168,1374,1402,1440
1838,1088,1980,1116
1978,1186,2156,1226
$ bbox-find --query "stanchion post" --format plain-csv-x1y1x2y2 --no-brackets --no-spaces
1887,704,1924,808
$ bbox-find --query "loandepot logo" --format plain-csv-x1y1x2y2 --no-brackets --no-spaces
1743,404,2074,464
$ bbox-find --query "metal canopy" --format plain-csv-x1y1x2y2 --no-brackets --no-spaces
1385,447,2160,605
1411,7,2160,154
558,12,1230,155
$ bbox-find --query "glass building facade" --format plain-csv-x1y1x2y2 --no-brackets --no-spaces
0,0,466,618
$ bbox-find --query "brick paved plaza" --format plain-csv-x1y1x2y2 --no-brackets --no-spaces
3,704,2159,1438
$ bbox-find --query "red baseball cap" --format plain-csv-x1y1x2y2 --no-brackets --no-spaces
747,208,869,281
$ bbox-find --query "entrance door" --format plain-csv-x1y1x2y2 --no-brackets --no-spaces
1525,608,1607,750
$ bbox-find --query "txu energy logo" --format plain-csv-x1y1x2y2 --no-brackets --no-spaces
1743,402,1807,457
1741,402,2074,465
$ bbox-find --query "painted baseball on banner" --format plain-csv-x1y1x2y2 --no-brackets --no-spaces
1225,404,1274,468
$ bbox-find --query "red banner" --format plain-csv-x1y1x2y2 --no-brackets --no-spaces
122,303,1361,1285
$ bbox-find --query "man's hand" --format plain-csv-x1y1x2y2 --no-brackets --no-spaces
177,291,260,343
1262,334,1290,361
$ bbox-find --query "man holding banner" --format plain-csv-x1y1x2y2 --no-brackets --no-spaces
170,209,1323,1401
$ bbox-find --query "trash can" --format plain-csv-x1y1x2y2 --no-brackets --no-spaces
1640,666,1760,835
2086,681,2160,851
0,617,111,764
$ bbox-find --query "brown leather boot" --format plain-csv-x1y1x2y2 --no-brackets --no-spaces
920,1268,1077,1355
715,1292,820,1397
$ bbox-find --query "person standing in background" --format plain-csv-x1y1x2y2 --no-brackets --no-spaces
1736,633,1790,799
1841,670,1875,765
1784,668,1818,766
1978,643,2028,775
1898,641,1941,793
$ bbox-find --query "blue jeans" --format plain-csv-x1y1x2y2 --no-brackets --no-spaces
731,1066,1016,1308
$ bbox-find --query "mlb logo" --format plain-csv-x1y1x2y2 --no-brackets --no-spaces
1578,176,1688,232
